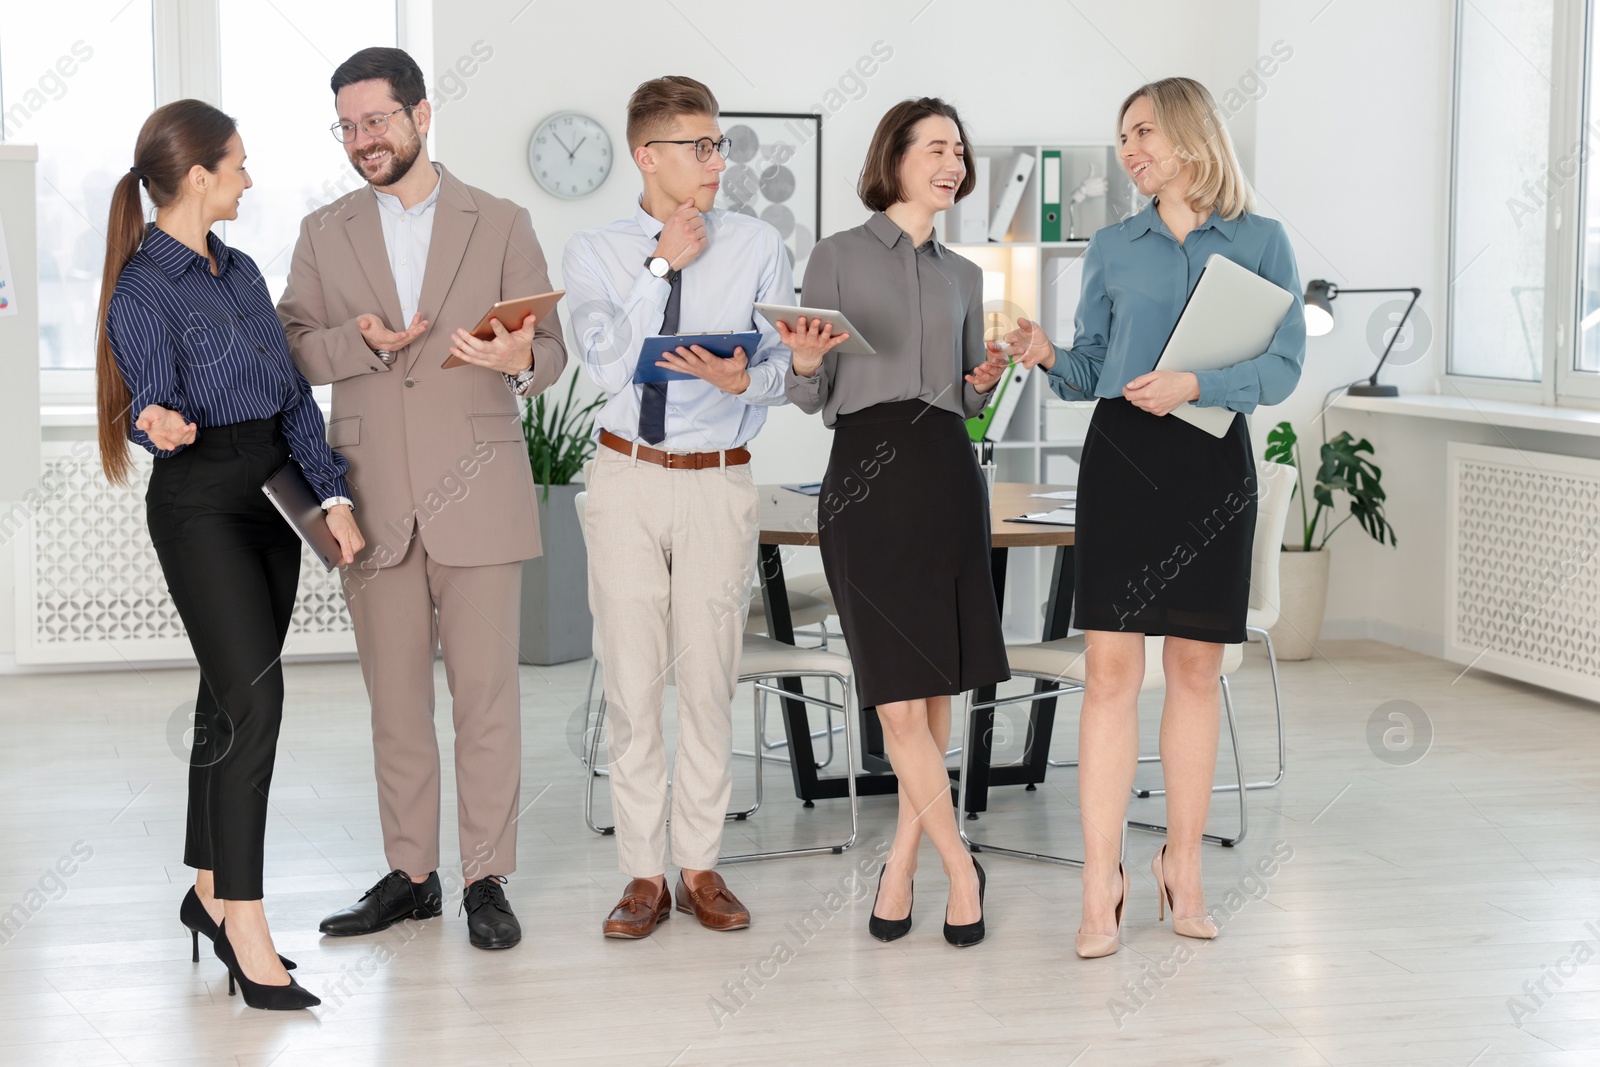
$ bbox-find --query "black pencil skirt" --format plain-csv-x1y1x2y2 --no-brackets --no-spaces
1073,396,1257,644
818,400,1010,708
146,417,302,900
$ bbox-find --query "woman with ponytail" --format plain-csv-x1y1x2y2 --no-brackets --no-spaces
97,99,364,1010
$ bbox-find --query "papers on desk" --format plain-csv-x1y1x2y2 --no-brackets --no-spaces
1006,507,1076,527
782,482,822,496
1030,489,1077,501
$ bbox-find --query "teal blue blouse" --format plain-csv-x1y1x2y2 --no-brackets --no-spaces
1043,201,1306,412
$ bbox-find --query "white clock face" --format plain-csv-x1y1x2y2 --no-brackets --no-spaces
528,112,613,199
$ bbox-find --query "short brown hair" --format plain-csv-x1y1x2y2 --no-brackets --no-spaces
857,97,975,212
626,75,719,150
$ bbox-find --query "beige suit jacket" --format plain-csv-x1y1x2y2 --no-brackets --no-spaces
278,165,567,570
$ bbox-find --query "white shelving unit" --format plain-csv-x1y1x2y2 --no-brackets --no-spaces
940,143,1135,640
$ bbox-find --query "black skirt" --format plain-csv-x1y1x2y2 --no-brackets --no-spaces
818,400,1010,708
1074,397,1258,644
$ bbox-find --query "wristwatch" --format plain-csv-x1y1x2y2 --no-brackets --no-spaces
645,255,678,282
512,365,538,390
374,349,395,365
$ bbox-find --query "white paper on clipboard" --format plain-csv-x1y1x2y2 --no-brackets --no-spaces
1155,254,1294,437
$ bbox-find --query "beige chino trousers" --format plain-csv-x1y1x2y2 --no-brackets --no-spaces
585,445,760,876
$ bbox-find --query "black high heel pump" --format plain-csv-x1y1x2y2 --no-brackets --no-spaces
181,887,296,969
213,920,320,1011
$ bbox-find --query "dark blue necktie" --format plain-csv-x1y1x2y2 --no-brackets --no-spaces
639,269,680,445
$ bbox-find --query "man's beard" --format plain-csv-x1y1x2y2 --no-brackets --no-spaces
349,135,421,188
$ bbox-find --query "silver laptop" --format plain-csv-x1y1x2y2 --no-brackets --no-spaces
1155,254,1295,438
261,462,342,571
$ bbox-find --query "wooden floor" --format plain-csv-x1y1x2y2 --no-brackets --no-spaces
3,638,1600,1065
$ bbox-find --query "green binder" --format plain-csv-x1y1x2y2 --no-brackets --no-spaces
1040,149,1063,242
966,360,1018,442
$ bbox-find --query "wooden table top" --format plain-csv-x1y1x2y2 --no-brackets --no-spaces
758,482,1077,549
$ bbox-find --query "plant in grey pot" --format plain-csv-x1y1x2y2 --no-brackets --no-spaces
1263,421,1397,661
519,373,605,666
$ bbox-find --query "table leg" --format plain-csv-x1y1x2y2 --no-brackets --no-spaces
1019,546,1075,783
956,547,1011,816
758,544,821,802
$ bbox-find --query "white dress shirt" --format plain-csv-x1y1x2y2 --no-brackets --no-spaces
373,162,442,323
562,200,795,452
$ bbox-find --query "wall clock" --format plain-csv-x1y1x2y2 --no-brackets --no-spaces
528,111,613,199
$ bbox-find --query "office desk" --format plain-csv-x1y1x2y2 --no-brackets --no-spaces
756,482,1076,813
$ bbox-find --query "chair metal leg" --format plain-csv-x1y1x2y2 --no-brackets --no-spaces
578,661,610,778
722,670,859,863
583,693,615,836
957,689,1087,867
1127,675,1248,847
1133,627,1285,797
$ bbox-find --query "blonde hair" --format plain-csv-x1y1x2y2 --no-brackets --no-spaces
1118,77,1254,221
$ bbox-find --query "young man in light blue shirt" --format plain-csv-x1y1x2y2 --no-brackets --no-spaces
563,75,793,940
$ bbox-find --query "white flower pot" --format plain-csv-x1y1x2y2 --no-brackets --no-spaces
1267,547,1330,662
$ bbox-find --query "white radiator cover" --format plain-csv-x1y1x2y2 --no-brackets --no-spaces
1446,441,1600,702
13,442,354,665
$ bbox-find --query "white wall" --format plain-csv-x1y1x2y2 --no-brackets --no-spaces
1252,0,1457,651
429,0,1267,486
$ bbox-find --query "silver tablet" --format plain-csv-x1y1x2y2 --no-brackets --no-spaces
753,303,876,356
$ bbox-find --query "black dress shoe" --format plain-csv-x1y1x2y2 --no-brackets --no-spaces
319,870,442,937
463,875,521,950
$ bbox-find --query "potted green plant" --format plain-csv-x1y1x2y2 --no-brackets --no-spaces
1263,421,1397,660
519,372,606,666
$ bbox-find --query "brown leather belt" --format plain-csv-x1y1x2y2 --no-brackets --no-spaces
599,429,750,470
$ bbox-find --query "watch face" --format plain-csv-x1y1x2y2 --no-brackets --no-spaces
528,112,613,199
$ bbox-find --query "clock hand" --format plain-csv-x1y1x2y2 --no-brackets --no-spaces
566,136,587,162
551,130,574,155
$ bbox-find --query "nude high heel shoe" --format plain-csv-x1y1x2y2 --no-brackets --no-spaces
1074,863,1128,959
1153,844,1218,939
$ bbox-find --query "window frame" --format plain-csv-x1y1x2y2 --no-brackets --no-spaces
1447,0,1600,408
36,0,416,406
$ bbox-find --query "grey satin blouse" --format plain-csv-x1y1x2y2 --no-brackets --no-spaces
784,212,987,426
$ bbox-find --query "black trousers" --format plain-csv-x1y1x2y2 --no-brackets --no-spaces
146,418,302,900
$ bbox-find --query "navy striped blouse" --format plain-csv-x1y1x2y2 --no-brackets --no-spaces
106,225,351,501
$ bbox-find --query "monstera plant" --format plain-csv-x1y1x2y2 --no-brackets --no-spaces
1261,421,1397,659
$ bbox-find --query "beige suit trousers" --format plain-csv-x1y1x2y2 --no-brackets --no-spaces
585,446,760,876
342,534,523,879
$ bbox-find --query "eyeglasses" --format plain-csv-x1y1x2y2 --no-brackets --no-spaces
329,105,413,144
644,136,732,162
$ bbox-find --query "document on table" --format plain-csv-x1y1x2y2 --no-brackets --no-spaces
1005,507,1076,526
1030,490,1077,501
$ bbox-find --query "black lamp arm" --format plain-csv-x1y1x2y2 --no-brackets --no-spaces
1329,286,1422,386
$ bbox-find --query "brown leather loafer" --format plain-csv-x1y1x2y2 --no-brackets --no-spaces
603,878,671,939
675,871,751,931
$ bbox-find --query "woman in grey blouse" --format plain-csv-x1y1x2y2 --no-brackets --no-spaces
783,97,1010,948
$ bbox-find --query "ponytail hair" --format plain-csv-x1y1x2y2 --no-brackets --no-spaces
96,99,236,485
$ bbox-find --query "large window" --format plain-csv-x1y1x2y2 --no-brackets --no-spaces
220,1,396,301
0,0,405,384
1452,0,1600,402
0,2,156,370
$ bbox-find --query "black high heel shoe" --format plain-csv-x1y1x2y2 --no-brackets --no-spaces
943,860,986,947
868,868,914,942
181,887,296,969
213,920,320,1011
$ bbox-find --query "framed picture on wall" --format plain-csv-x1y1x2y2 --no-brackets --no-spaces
716,112,821,293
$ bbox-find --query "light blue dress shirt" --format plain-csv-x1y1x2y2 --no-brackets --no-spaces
562,201,794,452
373,162,442,324
1044,201,1306,412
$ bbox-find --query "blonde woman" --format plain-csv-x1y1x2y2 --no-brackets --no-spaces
1001,78,1305,957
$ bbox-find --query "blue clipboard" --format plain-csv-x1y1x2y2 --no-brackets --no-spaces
634,331,761,384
